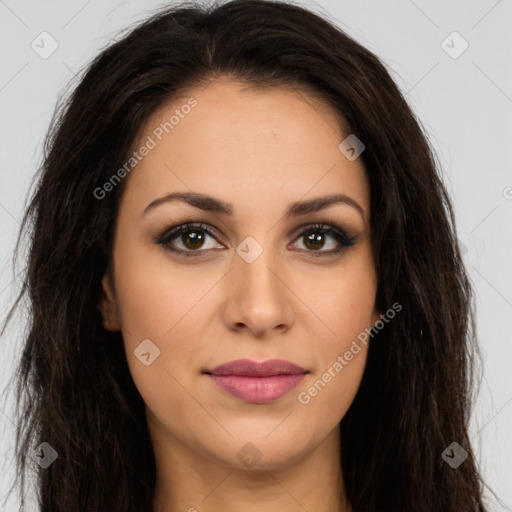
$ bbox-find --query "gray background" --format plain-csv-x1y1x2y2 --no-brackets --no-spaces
0,0,511,510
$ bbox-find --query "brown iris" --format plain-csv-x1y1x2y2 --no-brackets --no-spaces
303,232,325,251
182,230,205,250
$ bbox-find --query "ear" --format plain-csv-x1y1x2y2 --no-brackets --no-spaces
98,273,121,332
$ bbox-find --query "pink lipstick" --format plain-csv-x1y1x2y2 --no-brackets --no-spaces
203,358,308,404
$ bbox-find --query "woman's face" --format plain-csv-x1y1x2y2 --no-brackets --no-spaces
100,79,381,472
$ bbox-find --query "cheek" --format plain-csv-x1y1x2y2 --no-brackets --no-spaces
298,283,373,421
309,258,378,349
113,243,211,343
297,345,368,436
111,248,219,406
296,258,376,416
113,266,206,434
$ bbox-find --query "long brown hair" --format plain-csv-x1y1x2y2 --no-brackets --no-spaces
2,0,493,510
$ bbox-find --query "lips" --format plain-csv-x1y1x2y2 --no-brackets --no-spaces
205,358,308,377
203,359,308,404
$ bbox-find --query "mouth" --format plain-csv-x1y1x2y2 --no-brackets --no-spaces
203,359,309,404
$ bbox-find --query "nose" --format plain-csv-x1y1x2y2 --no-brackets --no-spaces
220,244,294,339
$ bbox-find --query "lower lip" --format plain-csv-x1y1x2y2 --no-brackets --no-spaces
206,374,306,403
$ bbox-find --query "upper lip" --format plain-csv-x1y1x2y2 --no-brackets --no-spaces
204,358,308,377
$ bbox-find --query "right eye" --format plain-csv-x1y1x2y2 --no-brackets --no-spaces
155,222,225,257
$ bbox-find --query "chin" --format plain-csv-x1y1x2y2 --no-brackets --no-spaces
207,435,309,472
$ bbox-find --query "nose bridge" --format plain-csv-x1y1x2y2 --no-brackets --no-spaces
224,233,293,334
234,234,279,295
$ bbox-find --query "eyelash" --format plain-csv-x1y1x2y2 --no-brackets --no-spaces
154,222,358,258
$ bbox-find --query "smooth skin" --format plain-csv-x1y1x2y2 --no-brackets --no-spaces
99,78,381,512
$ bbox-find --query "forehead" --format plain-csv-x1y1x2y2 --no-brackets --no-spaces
121,79,370,220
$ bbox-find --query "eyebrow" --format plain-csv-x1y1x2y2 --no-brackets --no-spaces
143,191,365,220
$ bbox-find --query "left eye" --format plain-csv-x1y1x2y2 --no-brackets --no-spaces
155,222,357,258
293,224,357,256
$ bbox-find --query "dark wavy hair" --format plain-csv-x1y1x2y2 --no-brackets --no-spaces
1,0,494,510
